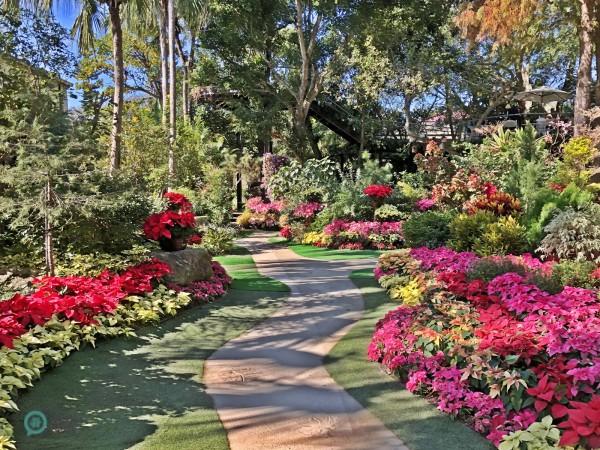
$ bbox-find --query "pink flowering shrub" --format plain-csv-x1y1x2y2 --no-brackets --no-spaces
167,262,232,302
370,246,600,448
321,219,403,250
292,202,324,219
246,197,285,214
415,198,436,211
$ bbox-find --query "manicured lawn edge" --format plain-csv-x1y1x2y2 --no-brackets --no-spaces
214,245,289,292
324,269,493,450
267,239,382,261
10,250,289,450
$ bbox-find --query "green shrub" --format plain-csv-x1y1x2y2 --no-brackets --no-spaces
403,211,454,249
374,204,405,221
525,183,593,245
448,211,497,251
473,216,529,256
55,245,151,276
554,136,595,186
538,206,600,262
551,260,599,289
466,258,527,282
199,166,233,225
199,225,236,255
467,257,562,294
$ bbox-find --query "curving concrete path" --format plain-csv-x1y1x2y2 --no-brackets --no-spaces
204,232,408,450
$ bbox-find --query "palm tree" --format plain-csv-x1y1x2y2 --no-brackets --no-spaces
1,0,131,175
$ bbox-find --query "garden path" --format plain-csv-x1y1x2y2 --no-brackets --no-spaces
204,232,408,450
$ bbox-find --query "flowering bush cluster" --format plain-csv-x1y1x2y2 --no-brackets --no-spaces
464,183,522,216
320,219,403,250
237,197,285,230
167,262,231,302
143,210,196,241
163,191,193,211
292,202,324,219
415,198,435,211
370,246,600,448
0,260,170,348
246,197,285,214
363,184,393,199
143,192,196,242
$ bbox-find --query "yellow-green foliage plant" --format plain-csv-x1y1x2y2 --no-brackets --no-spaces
555,136,595,187
473,216,529,256
498,416,578,450
0,287,193,448
388,275,427,306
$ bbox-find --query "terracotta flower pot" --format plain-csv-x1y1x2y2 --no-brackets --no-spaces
158,237,188,252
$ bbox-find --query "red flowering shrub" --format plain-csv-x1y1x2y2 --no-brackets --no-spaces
279,225,292,240
363,184,393,199
188,233,203,245
370,246,600,448
143,210,196,241
558,396,600,448
464,188,522,216
163,191,192,211
0,260,170,347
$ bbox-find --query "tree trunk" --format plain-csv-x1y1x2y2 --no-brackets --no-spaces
167,0,176,186
403,94,416,142
44,174,55,276
108,0,124,176
520,59,533,113
292,0,323,152
306,117,323,159
177,33,195,124
595,2,600,105
575,0,593,135
158,0,169,126
359,109,365,152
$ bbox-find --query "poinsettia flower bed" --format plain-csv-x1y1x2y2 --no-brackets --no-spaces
369,247,600,448
0,259,232,447
0,260,171,348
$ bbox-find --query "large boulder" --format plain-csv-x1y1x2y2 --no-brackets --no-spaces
151,247,213,285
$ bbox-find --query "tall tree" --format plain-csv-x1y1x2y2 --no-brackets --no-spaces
167,0,175,185
0,0,130,173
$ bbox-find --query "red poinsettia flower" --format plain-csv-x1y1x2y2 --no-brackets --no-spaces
526,375,558,413
143,210,196,241
559,396,600,448
163,192,193,211
363,184,393,199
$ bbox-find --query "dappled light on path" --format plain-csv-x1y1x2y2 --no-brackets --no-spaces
205,232,407,449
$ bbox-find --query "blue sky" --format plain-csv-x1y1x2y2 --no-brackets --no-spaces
54,6,84,108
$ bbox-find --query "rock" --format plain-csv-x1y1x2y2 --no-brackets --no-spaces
151,247,213,285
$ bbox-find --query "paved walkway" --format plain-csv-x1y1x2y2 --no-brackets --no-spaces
204,232,408,450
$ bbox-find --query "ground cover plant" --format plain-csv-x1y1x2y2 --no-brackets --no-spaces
7,249,287,450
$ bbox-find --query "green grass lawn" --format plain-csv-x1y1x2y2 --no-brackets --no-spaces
9,251,288,450
214,246,289,292
267,238,382,261
324,269,493,450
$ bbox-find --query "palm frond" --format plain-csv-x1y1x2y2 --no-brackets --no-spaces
71,0,103,51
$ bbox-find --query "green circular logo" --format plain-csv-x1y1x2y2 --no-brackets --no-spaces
24,410,47,437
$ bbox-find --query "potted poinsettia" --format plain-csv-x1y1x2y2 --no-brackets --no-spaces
143,192,197,251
